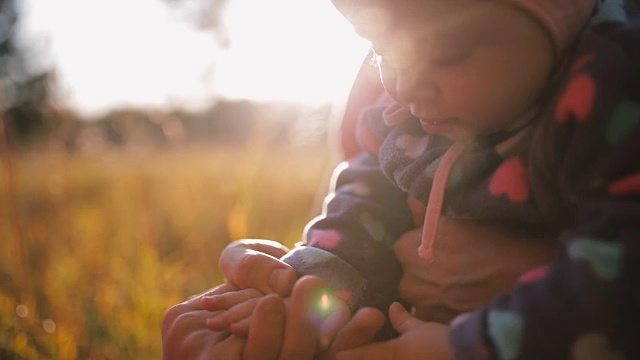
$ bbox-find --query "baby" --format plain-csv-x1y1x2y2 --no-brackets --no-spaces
202,0,640,359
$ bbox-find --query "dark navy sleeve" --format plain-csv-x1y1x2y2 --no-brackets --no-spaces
450,21,640,360
282,105,415,312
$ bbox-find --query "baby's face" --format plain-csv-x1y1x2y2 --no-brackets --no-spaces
333,0,555,140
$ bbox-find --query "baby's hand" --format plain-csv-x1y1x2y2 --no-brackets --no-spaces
201,288,263,333
335,302,454,360
219,239,298,296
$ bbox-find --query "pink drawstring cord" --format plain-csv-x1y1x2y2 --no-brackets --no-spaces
419,142,466,262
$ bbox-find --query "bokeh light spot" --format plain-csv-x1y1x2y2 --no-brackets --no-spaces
15,304,28,318
43,319,56,333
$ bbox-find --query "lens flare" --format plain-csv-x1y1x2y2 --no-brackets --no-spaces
308,288,342,329
308,288,350,339
321,294,330,311
314,290,335,319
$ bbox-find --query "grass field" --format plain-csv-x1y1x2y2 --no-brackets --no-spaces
0,142,334,359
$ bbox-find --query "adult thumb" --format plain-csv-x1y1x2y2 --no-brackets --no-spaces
219,239,296,296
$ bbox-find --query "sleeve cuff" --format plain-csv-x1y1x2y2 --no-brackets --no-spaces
281,246,368,311
449,310,493,360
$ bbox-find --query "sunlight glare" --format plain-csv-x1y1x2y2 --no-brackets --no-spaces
20,0,370,115
22,0,221,116
215,0,370,105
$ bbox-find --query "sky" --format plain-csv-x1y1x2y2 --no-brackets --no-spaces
19,0,370,116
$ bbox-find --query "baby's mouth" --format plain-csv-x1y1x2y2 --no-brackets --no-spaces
417,117,467,137
422,119,447,126
420,117,456,126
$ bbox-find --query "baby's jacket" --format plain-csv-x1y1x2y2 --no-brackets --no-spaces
283,2,640,359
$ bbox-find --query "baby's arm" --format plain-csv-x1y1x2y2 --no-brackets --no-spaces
211,107,415,344
227,106,415,314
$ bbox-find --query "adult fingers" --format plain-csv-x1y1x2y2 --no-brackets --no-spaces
243,294,287,360
335,341,397,360
327,307,385,355
162,302,195,338
316,295,351,352
162,283,241,359
162,300,221,343
334,304,413,360
201,288,263,311
229,317,250,337
169,283,239,319
162,309,226,360
279,276,327,360
207,334,246,360
164,283,241,338
220,240,297,296
206,297,260,331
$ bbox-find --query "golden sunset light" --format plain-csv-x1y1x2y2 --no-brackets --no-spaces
21,0,370,116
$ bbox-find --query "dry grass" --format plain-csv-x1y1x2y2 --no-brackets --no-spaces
0,142,333,359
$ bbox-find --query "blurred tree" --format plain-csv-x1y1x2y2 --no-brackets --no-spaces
0,0,56,147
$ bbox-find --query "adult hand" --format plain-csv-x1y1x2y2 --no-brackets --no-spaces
320,306,386,360
395,218,561,323
165,275,353,360
265,275,352,360
219,239,298,296
162,283,287,360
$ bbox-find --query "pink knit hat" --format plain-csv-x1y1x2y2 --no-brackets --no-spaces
504,0,597,55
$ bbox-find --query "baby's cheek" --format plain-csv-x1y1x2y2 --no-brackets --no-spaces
444,72,493,119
